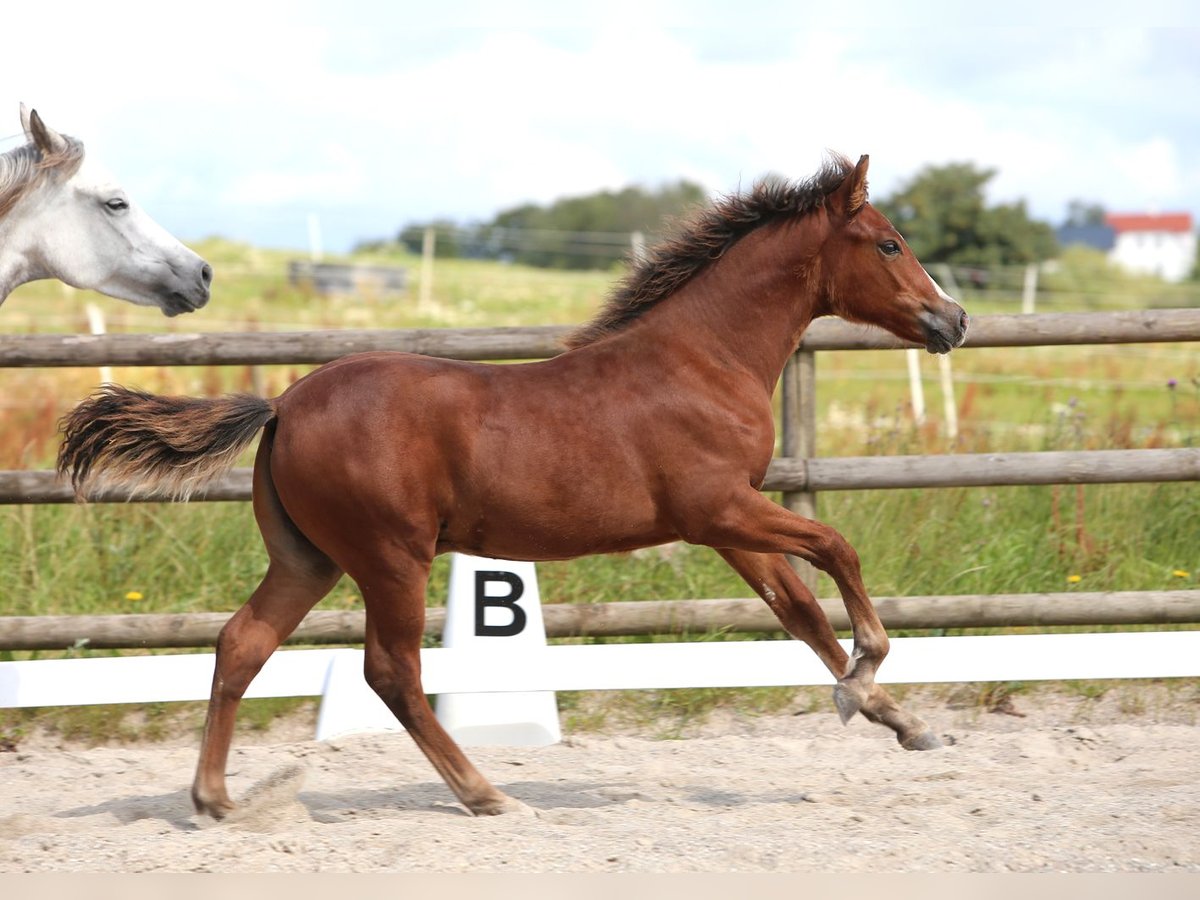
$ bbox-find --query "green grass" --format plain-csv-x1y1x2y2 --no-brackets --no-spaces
1,241,1198,744
0,696,313,747
3,482,1194,621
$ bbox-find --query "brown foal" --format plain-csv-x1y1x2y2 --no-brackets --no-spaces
58,154,969,819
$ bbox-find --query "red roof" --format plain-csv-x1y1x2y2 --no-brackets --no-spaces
1105,212,1193,234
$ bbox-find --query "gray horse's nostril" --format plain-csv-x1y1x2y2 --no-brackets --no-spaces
200,263,213,288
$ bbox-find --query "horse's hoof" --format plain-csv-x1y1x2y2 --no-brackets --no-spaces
900,730,943,751
193,799,236,821
469,795,534,817
191,788,236,821
832,682,863,725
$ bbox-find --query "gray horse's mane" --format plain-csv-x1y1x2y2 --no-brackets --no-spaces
0,134,85,220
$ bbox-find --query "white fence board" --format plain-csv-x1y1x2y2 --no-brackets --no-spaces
3,631,1198,711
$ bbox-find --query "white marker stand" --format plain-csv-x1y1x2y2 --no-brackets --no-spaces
435,554,561,747
314,649,402,741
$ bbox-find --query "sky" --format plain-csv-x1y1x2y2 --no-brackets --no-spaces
3,1,1199,254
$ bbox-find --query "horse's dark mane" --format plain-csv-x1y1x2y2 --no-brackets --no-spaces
566,153,854,349
0,134,85,220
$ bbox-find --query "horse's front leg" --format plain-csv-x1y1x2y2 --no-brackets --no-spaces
354,558,530,816
688,486,940,748
717,547,940,749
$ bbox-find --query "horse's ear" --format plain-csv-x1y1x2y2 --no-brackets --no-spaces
829,154,870,220
847,154,869,216
28,108,68,157
19,103,33,139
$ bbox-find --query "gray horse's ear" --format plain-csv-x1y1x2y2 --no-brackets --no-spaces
28,108,68,156
19,102,33,139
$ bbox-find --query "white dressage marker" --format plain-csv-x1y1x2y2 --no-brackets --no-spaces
0,103,211,314
433,555,561,746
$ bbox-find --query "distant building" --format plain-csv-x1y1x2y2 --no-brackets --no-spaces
1057,212,1196,282
1105,212,1195,282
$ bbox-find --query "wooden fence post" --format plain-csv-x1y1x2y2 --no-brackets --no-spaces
84,302,112,385
419,226,436,314
1022,263,1039,314
781,349,818,590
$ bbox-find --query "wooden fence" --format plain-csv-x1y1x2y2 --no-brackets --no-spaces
4,591,1200,651
2,308,1198,650
3,308,1199,368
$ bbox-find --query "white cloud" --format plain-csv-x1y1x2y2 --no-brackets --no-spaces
219,143,366,207
1109,137,1188,211
4,8,1199,249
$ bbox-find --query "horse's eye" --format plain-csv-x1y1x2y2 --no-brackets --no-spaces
105,198,129,212
879,240,901,257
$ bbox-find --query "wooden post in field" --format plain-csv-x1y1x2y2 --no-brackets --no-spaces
84,303,112,385
419,226,436,314
781,350,818,590
1022,263,1038,314
927,263,961,438
906,349,925,424
630,231,646,265
938,354,958,440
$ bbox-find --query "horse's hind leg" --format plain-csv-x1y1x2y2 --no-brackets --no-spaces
717,548,941,750
352,557,527,816
191,439,343,819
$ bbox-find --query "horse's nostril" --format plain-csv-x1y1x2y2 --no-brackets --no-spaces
960,309,970,330
200,263,213,287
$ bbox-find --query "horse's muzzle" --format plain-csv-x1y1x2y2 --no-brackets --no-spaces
921,306,969,354
161,262,212,316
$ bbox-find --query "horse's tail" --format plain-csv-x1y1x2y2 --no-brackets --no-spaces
57,385,276,501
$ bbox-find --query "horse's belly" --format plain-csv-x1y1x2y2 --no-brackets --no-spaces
438,478,675,562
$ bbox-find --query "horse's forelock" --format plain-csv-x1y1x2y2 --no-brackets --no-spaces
0,133,85,220
35,133,86,176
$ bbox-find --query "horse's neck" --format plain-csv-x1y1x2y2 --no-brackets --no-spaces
0,197,50,304
635,224,824,393
0,216,33,304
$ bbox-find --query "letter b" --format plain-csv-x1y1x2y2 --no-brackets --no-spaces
474,571,527,637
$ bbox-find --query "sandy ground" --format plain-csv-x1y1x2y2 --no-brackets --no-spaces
1,683,1198,873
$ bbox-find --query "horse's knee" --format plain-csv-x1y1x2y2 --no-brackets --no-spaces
853,625,890,661
804,523,861,575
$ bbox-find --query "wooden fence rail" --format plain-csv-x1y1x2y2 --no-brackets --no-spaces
3,447,1198,505
3,308,1199,367
4,590,1199,651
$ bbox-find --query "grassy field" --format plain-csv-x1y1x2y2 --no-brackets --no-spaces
1,240,1198,741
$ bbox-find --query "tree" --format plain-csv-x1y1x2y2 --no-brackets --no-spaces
876,162,1058,266
395,219,466,258
380,181,710,270
488,180,707,269
1064,199,1107,228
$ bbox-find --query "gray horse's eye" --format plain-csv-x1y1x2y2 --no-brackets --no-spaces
105,198,129,212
